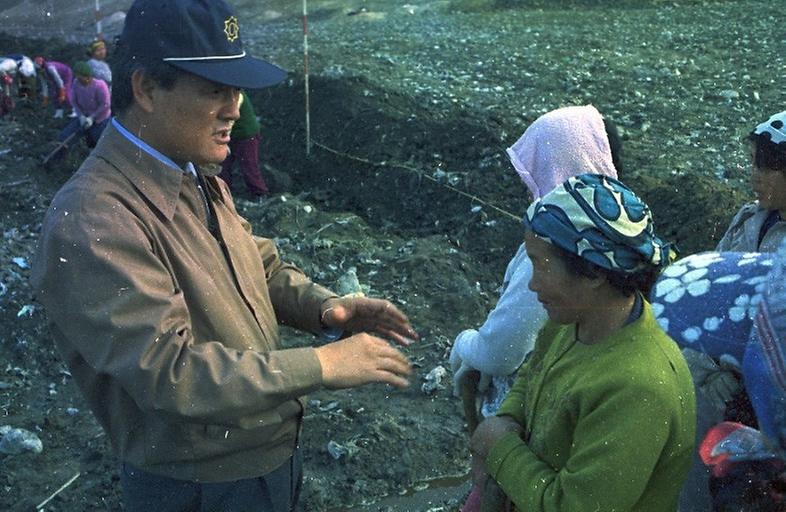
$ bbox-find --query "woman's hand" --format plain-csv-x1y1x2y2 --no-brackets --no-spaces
470,416,524,461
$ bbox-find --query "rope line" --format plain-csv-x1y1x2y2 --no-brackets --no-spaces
311,141,522,223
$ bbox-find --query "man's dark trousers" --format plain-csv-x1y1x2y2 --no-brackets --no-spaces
120,447,303,511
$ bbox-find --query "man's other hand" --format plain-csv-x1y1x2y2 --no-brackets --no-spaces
320,296,418,346
315,333,412,389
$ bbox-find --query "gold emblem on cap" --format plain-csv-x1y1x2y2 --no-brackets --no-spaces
224,16,239,42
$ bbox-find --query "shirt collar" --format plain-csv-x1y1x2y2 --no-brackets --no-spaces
93,121,189,220
111,118,196,177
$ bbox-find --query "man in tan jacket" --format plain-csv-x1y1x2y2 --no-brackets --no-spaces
31,1,416,510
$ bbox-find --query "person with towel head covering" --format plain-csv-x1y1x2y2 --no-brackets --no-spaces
451,105,622,511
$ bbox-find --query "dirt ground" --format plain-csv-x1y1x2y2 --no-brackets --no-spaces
0,0,783,510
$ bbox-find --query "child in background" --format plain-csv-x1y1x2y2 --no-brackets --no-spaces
681,110,786,512
717,111,786,253
219,90,269,198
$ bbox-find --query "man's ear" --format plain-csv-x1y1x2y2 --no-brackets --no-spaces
131,69,156,113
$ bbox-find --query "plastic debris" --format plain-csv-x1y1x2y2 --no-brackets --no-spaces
0,425,43,455
16,305,35,318
421,365,447,395
719,89,739,100
319,401,340,412
327,440,349,460
11,257,28,269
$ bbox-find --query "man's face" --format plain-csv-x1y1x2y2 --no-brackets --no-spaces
76,74,91,86
524,231,595,325
145,73,240,166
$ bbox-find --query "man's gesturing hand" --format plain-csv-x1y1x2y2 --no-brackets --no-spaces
315,333,412,389
320,296,419,346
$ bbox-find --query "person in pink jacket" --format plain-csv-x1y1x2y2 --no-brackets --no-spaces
34,56,73,118
47,61,110,165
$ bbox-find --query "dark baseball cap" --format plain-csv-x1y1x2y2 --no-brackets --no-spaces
118,0,287,89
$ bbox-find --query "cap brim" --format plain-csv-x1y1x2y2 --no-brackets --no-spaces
168,55,287,89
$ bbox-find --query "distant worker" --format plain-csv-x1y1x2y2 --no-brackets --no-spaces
0,58,15,115
6,54,37,99
87,39,112,89
219,90,269,198
48,62,110,164
35,56,73,118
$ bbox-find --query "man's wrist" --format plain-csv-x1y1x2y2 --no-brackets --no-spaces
319,298,343,340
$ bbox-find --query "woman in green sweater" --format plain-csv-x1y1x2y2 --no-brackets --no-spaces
469,174,696,512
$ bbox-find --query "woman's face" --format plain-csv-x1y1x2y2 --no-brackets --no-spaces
750,146,786,213
92,45,107,60
525,231,596,325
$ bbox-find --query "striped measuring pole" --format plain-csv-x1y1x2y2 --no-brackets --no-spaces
303,0,311,156
94,0,103,40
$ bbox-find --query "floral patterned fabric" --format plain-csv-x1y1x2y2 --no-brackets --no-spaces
523,174,677,273
650,251,773,364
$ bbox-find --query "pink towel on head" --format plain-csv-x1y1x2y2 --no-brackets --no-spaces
506,105,618,200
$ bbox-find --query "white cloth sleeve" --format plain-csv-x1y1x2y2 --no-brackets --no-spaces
47,64,64,90
451,243,547,378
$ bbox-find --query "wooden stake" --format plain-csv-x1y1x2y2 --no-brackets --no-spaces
94,0,102,40
303,0,311,156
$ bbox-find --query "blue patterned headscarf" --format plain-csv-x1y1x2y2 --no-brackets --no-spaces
523,173,677,273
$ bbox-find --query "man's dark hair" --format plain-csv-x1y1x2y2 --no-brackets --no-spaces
748,131,786,173
555,243,660,297
109,40,185,114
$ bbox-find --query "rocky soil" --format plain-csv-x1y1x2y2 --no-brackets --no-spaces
0,0,783,510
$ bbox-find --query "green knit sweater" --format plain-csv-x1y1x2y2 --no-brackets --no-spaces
486,301,696,512
231,91,260,140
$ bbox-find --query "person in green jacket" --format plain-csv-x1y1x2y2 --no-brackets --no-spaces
219,90,269,197
469,173,696,512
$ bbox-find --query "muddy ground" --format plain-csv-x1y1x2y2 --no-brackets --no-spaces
0,0,783,510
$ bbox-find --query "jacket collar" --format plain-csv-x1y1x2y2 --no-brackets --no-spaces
92,121,188,220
